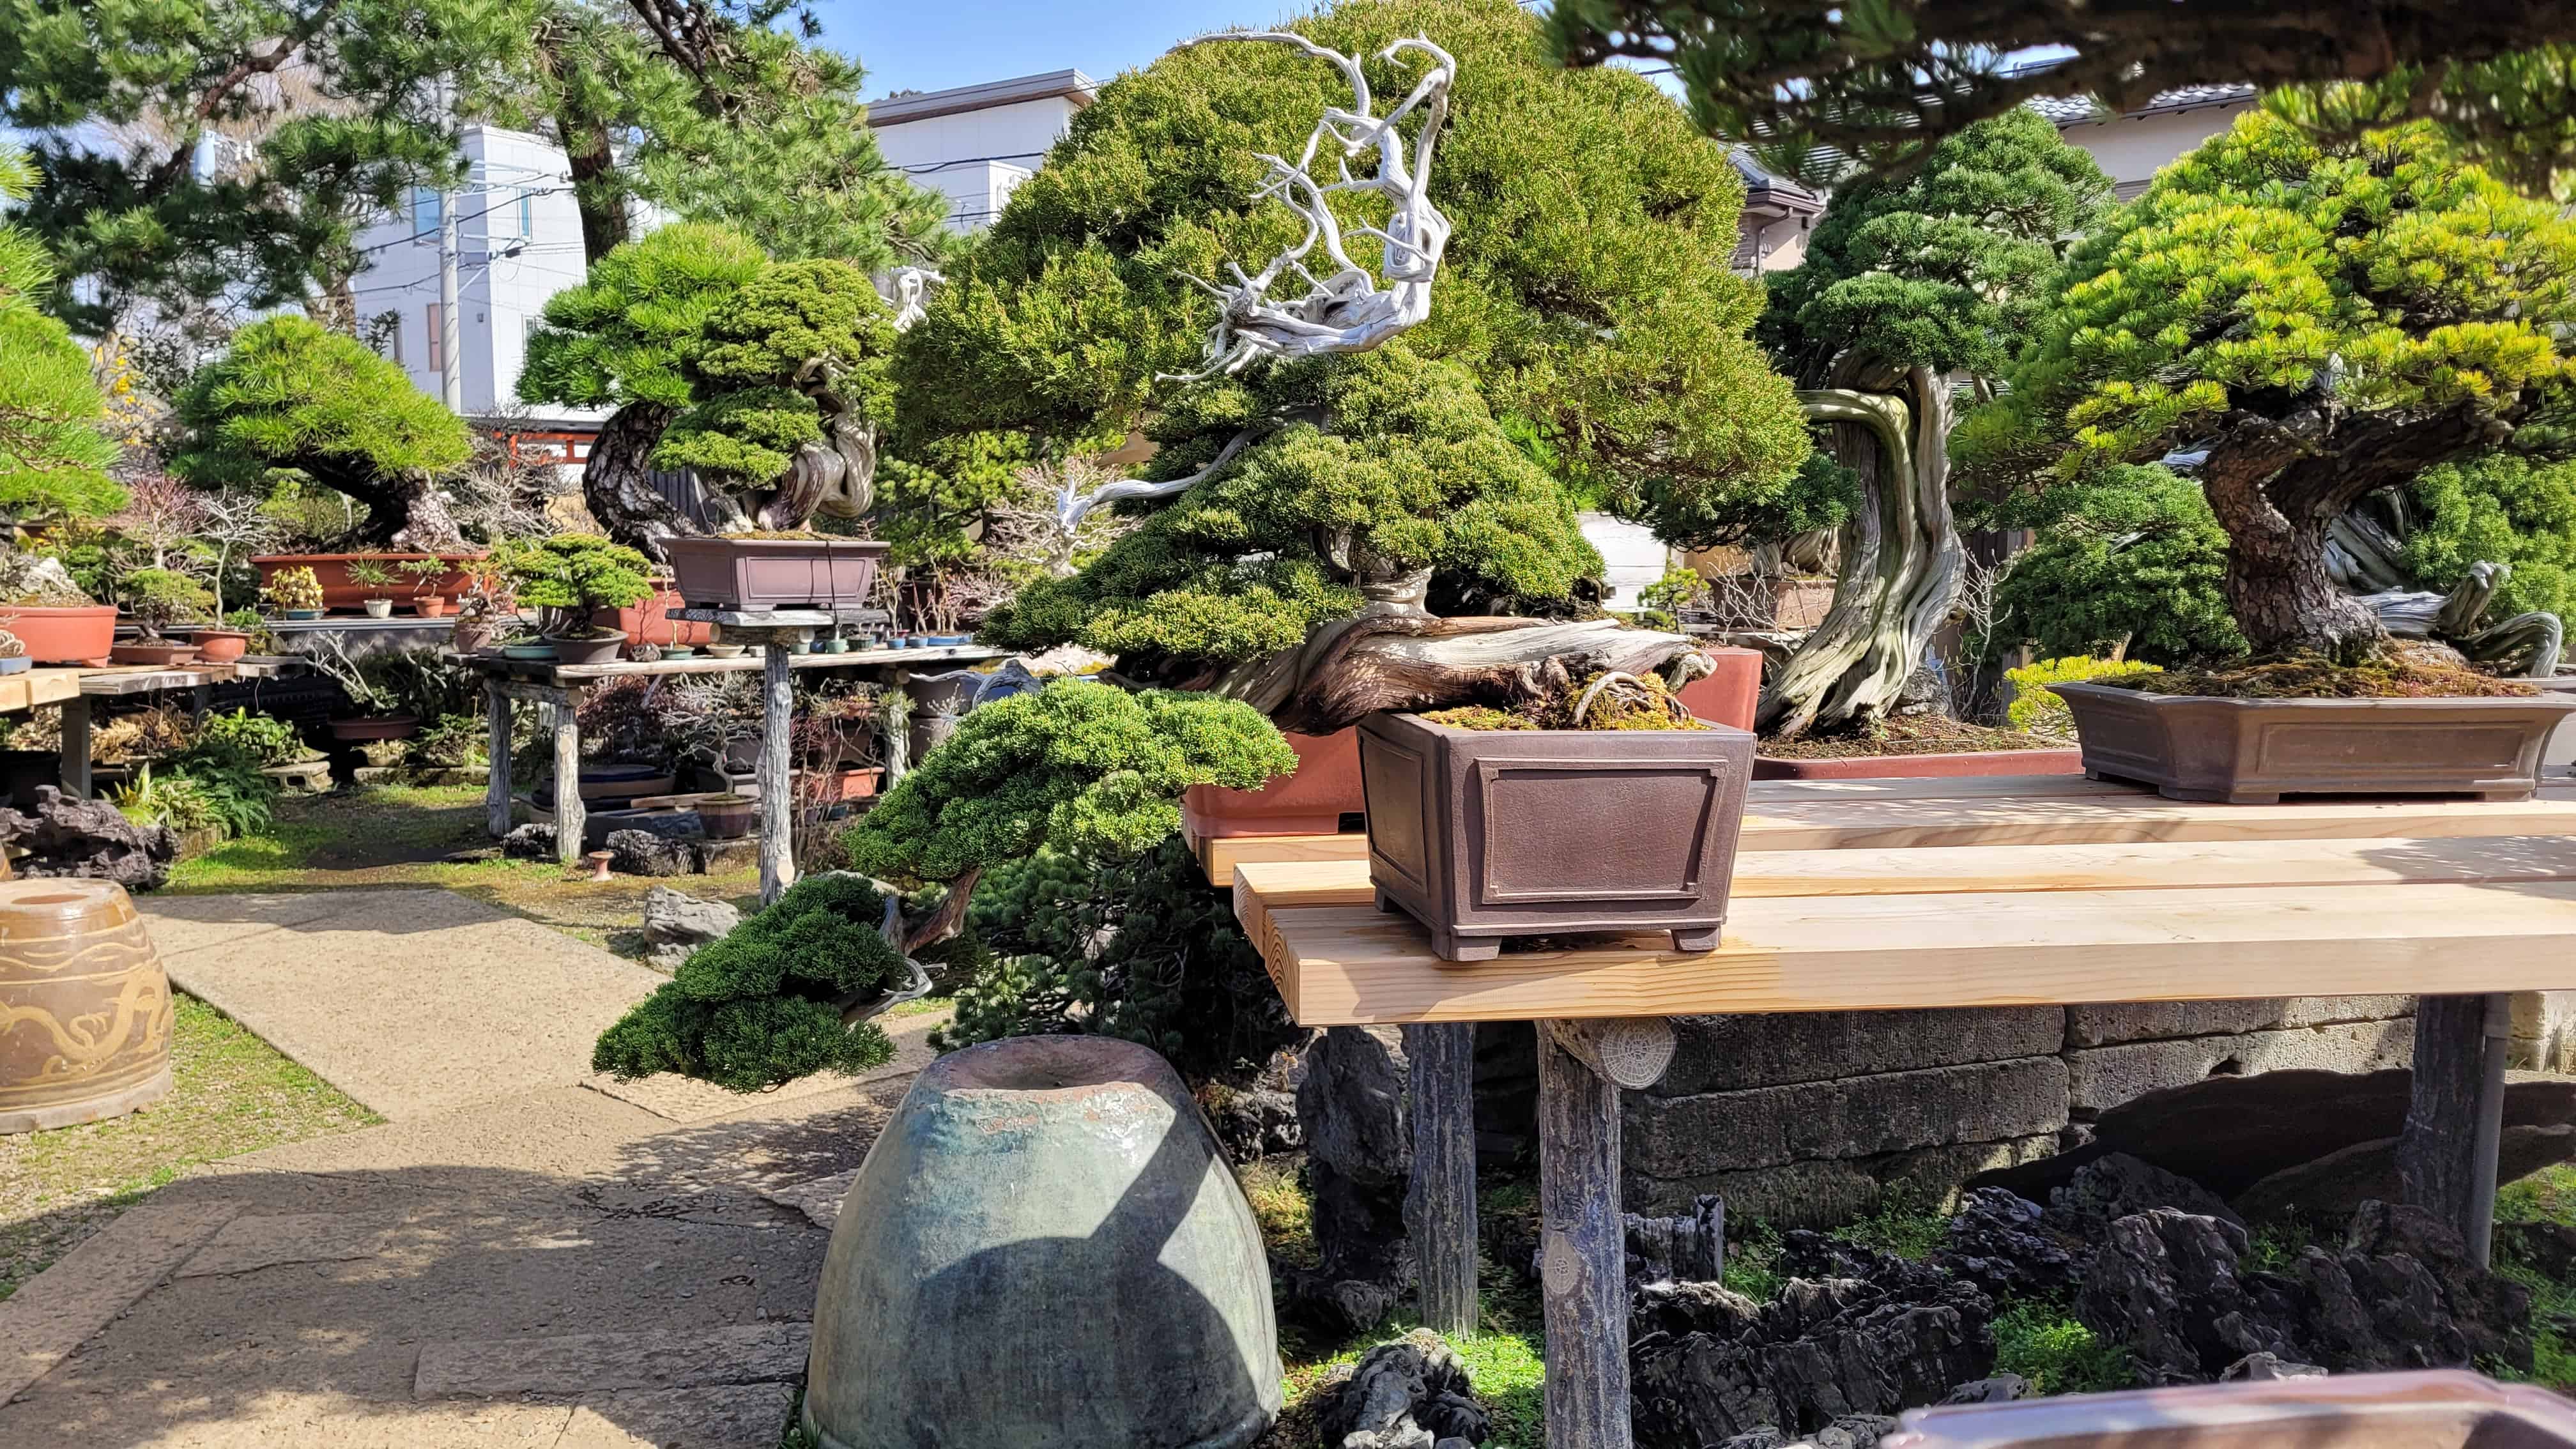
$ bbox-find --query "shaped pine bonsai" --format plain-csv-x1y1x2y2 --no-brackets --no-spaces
505,534,654,640
591,680,1292,1091
121,568,213,640
1958,112,2576,673
174,317,472,550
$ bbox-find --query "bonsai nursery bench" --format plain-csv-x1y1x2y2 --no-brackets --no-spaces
1226,773,2576,1449
466,638,1002,887
54,664,241,801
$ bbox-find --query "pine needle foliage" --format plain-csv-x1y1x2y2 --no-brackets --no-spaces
0,143,122,518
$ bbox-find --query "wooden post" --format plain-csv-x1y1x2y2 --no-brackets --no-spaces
2401,993,2494,1252
551,698,583,866
484,680,512,839
1404,1021,1479,1338
760,638,796,903
1534,1015,1673,1449
56,696,89,801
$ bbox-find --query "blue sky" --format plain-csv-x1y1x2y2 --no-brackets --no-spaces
813,1,1312,98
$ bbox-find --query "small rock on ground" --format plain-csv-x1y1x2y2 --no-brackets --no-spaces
608,829,691,877
1312,1328,1491,1448
642,885,740,972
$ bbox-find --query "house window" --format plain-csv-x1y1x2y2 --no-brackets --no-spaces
412,187,441,239
425,304,445,374
388,325,402,365
518,188,533,236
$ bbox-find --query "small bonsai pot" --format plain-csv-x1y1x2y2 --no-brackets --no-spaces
664,536,891,611
696,795,757,839
785,638,813,656
2051,682,2576,803
0,657,31,676
821,637,850,655
330,713,420,743
0,604,116,665
663,645,698,659
188,629,252,664
705,643,747,659
360,599,394,619
109,641,200,667
417,595,448,618
282,608,322,621
549,632,625,667
450,618,496,654
1358,709,1757,961
500,641,558,661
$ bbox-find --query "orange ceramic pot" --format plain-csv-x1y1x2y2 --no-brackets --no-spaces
188,629,252,663
1676,646,1763,732
0,878,174,1134
251,553,483,612
1182,727,1365,839
595,588,713,648
0,604,116,665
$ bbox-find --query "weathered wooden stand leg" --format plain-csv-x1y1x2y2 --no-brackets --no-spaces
1535,1018,1675,1449
1404,1022,1479,1338
760,640,796,904
551,700,584,866
484,680,513,839
2400,992,2513,1265
57,696,90,801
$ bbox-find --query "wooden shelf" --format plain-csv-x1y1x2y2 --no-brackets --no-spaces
1194,776,2576,884
466,645,1002,686
0,668,86,715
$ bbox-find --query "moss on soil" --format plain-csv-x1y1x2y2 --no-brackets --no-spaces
0,995,379,1301
1759,714,2066,759
2128,645,2539,700
1422,671,1712,733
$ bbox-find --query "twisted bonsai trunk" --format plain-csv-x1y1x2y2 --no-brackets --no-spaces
1758,365,1963,738
581,402,704,562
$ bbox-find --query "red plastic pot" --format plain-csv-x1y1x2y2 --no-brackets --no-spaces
251,553,484,612
1676,646,1764,732
1183,727,1366,839
0,604,116,665
1751,748,2084,780
594,588,714,648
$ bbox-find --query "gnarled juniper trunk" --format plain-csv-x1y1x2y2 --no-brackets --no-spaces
1758,367,1963,738
582,402,704,562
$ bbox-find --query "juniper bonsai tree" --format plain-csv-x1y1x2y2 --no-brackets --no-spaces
1956,112,2576,664
591,679,1292,1089
1754,110,2113,737
518,222,767,555
0,146,122,521
901,0,1811,730
652,257,900,531
174,316,473,548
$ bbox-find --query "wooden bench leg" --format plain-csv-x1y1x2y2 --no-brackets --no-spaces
551,700,584,866
759,638,797,904
1535,1018,1676,1449
484,680,512,839
56,696,90,801
1405,1022,1479,1338
2401,992,2513,1266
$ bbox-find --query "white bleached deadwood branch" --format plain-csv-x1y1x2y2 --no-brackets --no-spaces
884,266,943,331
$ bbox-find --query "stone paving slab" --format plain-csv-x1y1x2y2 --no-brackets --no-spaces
560,1384,798,1449
758,1170,859,1230
414,1323,813,1399
177,1211,402,1278
0,1199,243,1404
143,889,670,1120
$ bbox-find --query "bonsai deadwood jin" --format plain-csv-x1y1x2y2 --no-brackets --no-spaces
173,317,474,550
592,682,1292,1092
1958,112,2576,664
1755,111,2115,737
920,0,1807,732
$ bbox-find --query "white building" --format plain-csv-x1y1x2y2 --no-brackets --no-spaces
868,70,1098,232
2036,83,2258,197
346,125,597,429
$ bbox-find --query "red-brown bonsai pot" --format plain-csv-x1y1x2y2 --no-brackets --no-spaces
0,605,115,665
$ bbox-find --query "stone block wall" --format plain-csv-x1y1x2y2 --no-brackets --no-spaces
1618,996,2415,1226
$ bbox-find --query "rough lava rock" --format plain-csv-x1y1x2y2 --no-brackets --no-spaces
2051,1154,2243,1243
1206,1085,1301,1163
501,822,556,860
1630,1235,1994,1449
0,786,176,890
1290,1025,1414,1335
1936,1188,2082,1300
606,827,691,877
1312,1329,1491,1449
2076,1208,2305,1383
640,885,739,972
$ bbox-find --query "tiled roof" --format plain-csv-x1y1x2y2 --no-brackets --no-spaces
2032,82,2257,126
1729,149,1825,208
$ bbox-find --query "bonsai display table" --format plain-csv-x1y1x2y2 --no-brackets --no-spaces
56,664,241,802
464,634,1002,883
1227,772,2576,1449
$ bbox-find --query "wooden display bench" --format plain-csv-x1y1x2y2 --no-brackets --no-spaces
467,622,1001,888
1226,774,2576,1449
57,664,242,801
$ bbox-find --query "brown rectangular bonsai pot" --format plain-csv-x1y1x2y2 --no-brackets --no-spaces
1751,747,2083,781
664,537,890,611
1356,710,1756,962
2050,680,2576,803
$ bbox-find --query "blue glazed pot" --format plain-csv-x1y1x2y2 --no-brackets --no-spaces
802,1036,1280,1448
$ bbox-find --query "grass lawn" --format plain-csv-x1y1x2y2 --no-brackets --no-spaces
164,783,762,956
0,995,379,1301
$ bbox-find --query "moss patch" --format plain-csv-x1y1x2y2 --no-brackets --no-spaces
0,995,379,1301
1759,714,2065,758
2130,645,2538,700
1991,1298,2133,1393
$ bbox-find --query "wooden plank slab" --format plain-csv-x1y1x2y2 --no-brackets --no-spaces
1235,835,2576,906
1195,784,2576,884
0,668,84,715
1246,878,2576,1025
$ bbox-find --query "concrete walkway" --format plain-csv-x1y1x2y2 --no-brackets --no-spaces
0,888,945,1449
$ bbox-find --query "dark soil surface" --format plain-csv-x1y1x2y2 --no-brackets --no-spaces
1758,715,2067,760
